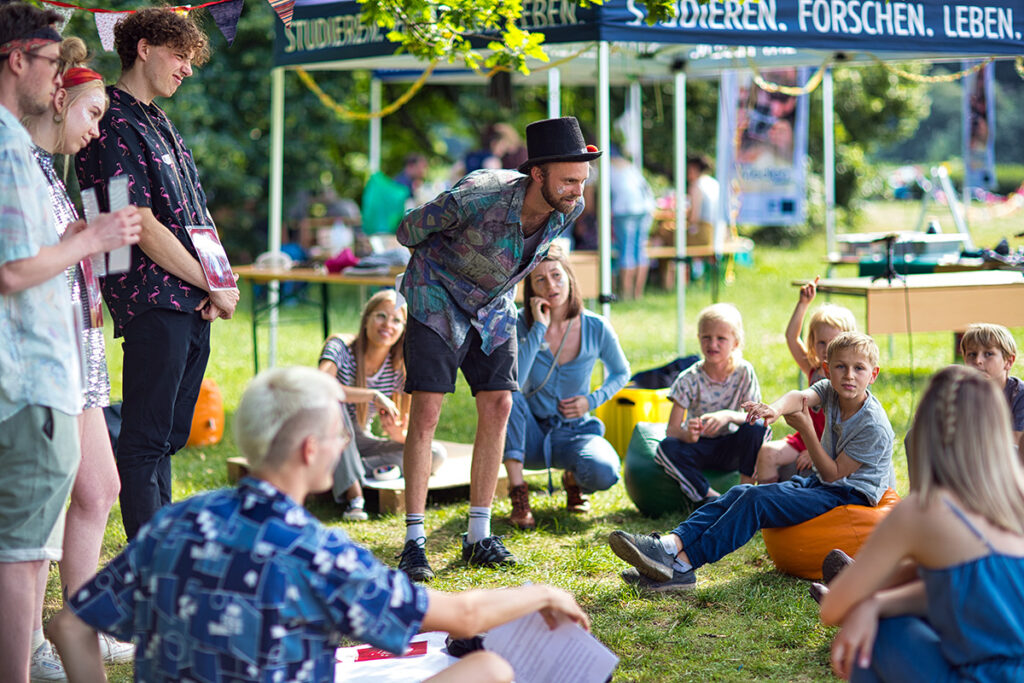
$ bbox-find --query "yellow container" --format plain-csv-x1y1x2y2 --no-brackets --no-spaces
595,386,674,458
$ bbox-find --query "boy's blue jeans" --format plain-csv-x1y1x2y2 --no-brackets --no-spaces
670,476,870,569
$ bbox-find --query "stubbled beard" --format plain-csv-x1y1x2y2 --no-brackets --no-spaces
541,179,576,214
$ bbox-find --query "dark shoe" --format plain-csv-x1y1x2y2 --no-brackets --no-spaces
563,471,591,513
445,635,485,658
808,581,828,605
398,540,435,582
620,567,696,593
822,548,854,584
696,492,720,507
607,530,675,582
509,484,536,530
462,534,517,567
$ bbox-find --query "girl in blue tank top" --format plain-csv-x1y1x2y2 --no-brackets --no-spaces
820,365,1024,682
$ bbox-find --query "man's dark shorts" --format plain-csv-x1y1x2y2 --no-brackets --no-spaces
404,317,517,395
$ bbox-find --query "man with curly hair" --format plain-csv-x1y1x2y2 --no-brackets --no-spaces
76,8,239,540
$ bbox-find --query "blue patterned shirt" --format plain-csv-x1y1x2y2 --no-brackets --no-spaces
398,169,583,354
69,477,428,682
0,104,80,422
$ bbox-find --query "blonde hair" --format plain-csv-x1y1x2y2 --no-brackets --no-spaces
806,304,857,369
826,331,879,368
235,367,345,472
960,323,1017,361
907,365,1024,534
697,303,744,372
55,38,108,154
351,290,407,427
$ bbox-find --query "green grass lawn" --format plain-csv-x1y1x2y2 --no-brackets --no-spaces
51,203,1024,681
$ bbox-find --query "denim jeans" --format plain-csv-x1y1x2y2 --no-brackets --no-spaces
117,309,210,539
850,616,957,683
670,476,869,568
503,391,620,493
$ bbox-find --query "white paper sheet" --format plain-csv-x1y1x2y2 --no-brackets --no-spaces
335,631,457,682
483,611,619,683
80,187,106,278
106,175,131,274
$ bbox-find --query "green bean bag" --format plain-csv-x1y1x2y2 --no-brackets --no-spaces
623,422,741,518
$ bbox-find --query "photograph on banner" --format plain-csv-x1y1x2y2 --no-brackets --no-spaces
187,226,237,290
718,68,809,227
962,60,996,192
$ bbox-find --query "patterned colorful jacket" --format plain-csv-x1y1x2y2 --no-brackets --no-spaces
398,169,583,354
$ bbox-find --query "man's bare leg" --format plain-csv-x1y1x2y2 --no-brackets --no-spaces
466,390,513,543
0,560,46,682
403,391,445,523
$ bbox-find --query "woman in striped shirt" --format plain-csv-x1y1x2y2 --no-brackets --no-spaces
319,290,446,520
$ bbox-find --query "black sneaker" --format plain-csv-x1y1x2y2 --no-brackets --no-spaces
461,534,517,567
398,540,435,582
822,548,854,584
607,530,675,582
620,567,696,593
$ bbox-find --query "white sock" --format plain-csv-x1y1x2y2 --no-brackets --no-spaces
467,506,491,543
660,534,679,556
348,496,365,510
673,557,693,574
404,513,425,546
31,627,44,653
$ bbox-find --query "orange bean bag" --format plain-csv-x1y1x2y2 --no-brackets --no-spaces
762,488,901,579
187,378,224,448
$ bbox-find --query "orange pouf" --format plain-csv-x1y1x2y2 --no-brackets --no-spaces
762,488,901,579
187,378,224,448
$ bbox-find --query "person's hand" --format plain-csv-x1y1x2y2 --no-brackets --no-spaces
830,597,879,680
784,397,814,435
743,401,780,425
799,276,820,305
197,299,221,321
84,207,142,254
539,587,591,632
208,287,240,319
558,396,589,419
375,392,400,420
529,296,551,327
796,451,814,471
682,416,703,443
700,411,730,438
379,409,404,441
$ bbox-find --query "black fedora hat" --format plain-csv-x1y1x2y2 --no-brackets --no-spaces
518,116,602,173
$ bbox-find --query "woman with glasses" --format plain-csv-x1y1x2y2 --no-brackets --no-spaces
319,290,446,520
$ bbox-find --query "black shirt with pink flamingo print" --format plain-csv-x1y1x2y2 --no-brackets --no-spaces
75,86,212,336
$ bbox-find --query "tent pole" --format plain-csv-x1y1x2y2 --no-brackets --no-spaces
369,77,382,174
268,66,285,369
548,67,561,118
674,68,687,357
598,42,612,321
629,79,643,171
823,67,836,262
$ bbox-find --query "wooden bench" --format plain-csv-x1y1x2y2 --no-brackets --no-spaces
227,442,545,514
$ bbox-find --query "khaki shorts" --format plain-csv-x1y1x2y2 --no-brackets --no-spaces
0,406,80,562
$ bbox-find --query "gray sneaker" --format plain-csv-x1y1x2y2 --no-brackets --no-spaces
620,567,696,593
607,530,675,582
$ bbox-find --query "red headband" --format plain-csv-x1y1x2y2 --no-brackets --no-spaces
0,37,59,57
62,67,102,88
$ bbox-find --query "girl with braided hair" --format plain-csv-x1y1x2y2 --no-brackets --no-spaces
820,365,1024,681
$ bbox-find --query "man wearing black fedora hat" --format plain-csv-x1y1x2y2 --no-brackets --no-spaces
395,116,601,581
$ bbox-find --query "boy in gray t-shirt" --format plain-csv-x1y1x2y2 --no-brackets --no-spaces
606,332,894,591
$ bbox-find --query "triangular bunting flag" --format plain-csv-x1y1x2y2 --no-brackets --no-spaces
53,6,75,33
266,0,295,28
95,12,130,52
209,0,244,46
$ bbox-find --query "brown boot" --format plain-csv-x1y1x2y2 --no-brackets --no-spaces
509,484,536,529
563,471,591,513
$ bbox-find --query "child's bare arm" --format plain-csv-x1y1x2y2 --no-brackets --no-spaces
743,388,821,424
786,277,819,376
666,403,701,443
